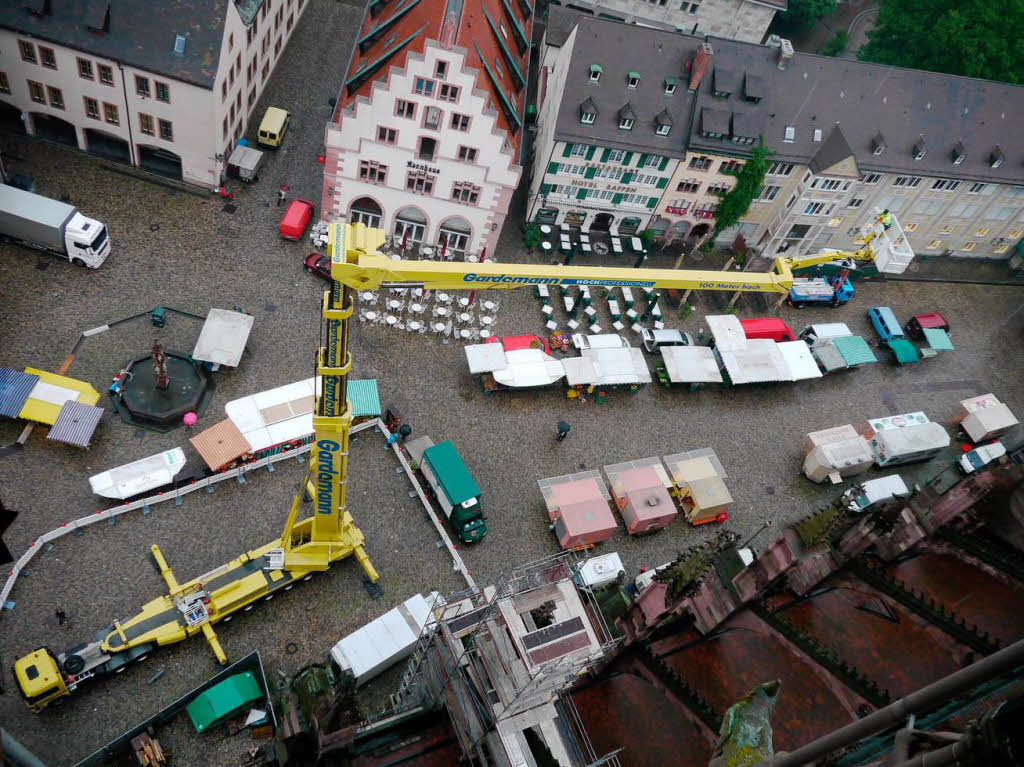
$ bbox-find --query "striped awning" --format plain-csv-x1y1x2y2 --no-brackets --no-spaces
47,400,104,447
347,379,382,418
0,367,38,419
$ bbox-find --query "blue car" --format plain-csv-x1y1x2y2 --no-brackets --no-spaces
867,306,904,342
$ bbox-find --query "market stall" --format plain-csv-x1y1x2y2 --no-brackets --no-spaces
658,346,723,386
958,394,1019,443
714,338,791,385
602,457,677,534
777,341,823,381
537,471,618,550
464,344,565,391
562,347,651,388
89,448,188,499
662,449,732,525
192,308,255,370
811,335,878,373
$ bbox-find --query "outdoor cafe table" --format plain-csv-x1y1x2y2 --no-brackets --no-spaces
540,225,553,235
540,242,553,253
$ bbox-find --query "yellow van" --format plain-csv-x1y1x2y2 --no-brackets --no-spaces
257,107,290,148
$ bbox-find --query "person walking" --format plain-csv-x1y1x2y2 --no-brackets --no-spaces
556,420,571,442
277,184,289,207
398,424,412,443
55,607,68,628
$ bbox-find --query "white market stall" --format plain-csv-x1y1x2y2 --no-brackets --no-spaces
192,308,255,370
89,447,188,499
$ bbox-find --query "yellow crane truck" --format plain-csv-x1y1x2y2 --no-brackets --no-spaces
14,216,910,711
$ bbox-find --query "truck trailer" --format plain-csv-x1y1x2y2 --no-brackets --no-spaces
0,185,110,267
407,436,487,544
787,275,854,307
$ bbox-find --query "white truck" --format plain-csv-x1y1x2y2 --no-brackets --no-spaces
0,185,110,267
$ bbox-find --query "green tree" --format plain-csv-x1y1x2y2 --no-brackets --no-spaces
777,0,836,30
821,29,848,57
859,0,1024,84
712,142,772,239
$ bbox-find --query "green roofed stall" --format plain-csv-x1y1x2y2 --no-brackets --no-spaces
832,335,878,366
922,327,954,353
887,338,919,365
347,379,382,420
186,671,263,733
422,440,480,504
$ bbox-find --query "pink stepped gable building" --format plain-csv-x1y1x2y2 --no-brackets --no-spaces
321,0,532,259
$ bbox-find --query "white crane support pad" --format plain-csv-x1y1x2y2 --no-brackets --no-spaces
192,309,255,367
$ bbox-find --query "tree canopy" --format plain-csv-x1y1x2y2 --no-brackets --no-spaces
776,0,837,31
713,142,772,239
859,0,1024,84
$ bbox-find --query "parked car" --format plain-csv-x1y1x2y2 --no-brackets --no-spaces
640,328,695,354
571,333,630,350
798,323,852,344
958,441,1006,474
257,106,291,148
867,306,904,342
841,475,909,512
303,253,331,280
904,312,950,339
739,317,795,342
280,199,315,240
486,334,550,354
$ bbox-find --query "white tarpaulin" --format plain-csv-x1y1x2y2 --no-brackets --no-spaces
717,339,790,384
706,314,747,352
225,378,316,452
192,308,255,367
660,346,723,384
564,347,651,386
778,341,823,381
491,349,565,388
464,343,510,375
89,448,187,499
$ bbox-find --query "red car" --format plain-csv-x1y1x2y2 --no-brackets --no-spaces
904,312,949,338
279,199,314,240
485,334,550,354
303,253,331,280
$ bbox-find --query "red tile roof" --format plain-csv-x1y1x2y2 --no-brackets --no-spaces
335,0,533,153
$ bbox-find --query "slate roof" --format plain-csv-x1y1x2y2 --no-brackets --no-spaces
0,0,230,88
808,125,857,175
552,13,1024,185
334,0,533,155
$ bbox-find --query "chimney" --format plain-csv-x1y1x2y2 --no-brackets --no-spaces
777,39,793,70
688,41,713,92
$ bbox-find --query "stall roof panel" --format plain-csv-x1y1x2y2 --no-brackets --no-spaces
778,341,823,381
718,339,790,384
706,315,747,352
191,419,250,472
491,349,565,388
0,367,38,419
687,476,733,509
192,309,255,367
832,335,878,366
873,422,950,454
811,341,847,372
887,338,919,364
603,457,671,495
663,448,728,485
20,368,99,425
922,327,954,352
538,471,611,513
347,379,382,418
660,346,723,383
962,403,1019,442
563,348,653,386
46,400,104,447
422,440,480,502
89,448,188,500
465,343,510,374
227,145,264,172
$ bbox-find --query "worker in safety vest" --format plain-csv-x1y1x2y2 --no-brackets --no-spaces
878,209,894,230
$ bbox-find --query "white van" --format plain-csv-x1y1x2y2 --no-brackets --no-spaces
959,442,1006,474
842,475,909,512
571,333,630,350
798,323,852,344
639,328,695,354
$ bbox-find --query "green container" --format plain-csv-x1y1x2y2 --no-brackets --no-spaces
151,307,166,328
186,671,263,733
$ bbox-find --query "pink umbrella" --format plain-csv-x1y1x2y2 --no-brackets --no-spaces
183,411,197,429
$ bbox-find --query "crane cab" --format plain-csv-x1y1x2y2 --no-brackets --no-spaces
14,648,69,712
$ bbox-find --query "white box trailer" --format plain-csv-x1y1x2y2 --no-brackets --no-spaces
803,438,874,484
870,422,950,467
959,394,1019,443
0,185,110,267
330,592,443,686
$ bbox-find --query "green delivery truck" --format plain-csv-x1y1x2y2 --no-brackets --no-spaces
407,436,487,543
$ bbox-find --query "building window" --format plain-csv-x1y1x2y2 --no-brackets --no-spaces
0,72,9,95
677,179,700,194
27,80,45,104
664,80,676,95
656,123,670,136
435,60,448,79
618,117,634,130
422,105,442,130
607,149,625,163
682,1,701,13
452,182,481,204
803,201,828,215
19,40,37,64
98,64,114,85
103,102,119,124
287,12,294,31
627,72,640,88
766,162,794,176
758,184,780,202
439,84,459,102
589,64,602,82
926,240,942,250
457,145,478,162
932,178,960,191
706,183,730,197
47,86,64,109
413,77,434,96
139,113,155,135
581,112,596,125
596,165,623,180
377,126,397,144
155,81,170,102
396,99,416,118
968,183,987,194
903,223,918,231
417,136,437,161
642,154,663,168
635,173,661,186
784,125,795,143
221,80,228,101
136,75,151,97
39,46,57,69
961,241,976,251
846,198,864,209
83,96,100,119
450,112,470,131
689,155,713,170
248,87,255,107
406,171,435,194
158,119,173,140
569,144,589,158
222,116,228,137
994,243,1009,254
359,160,387,183
274,36,282,56
862,172,881,185
719,160,743,175
77,58,94,80
893,176,921,188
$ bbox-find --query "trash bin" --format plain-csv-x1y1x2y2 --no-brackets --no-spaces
151,307,166,328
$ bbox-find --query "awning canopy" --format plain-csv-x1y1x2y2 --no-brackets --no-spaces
832,335,878,366
192,308,255,367
0,367,39,419
717,339,791,385
922,327,954,352
887,338,919,364
47,400,104,447
660,346,722,383
777,341,823,381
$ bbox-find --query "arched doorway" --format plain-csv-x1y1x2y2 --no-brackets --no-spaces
349,197,382,228
670,220,691,238
687,223,711,241
31,113,77,147
0,101,26,135
84,128,131,165
393,206,428,250
591,213,614,231
138,145,182,180
648,216,670,238
438,216,472,258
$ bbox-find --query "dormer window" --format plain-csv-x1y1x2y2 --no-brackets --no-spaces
813,128,822,142
627,70,640,88
990,146,1005,168
913,135,927,161
579,96,598,126
581,112,595,125
618,102,636,131
619,117,634,130
654,107,672,136
656,124,670,136
784,125,795,143
872,132,886,156
951,140,966,165
664,77,676,95
588,64,602,82
712,67,736,98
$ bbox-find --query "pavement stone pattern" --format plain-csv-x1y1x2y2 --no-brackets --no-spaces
0,1,1023,763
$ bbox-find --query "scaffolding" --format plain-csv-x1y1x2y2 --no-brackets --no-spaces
393,551,623,767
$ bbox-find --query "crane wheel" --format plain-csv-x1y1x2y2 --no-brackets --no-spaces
63,655,86,675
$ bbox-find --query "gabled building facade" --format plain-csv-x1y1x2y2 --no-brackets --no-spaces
533,13,1024,259
0,0,306,186
322,0,532,260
